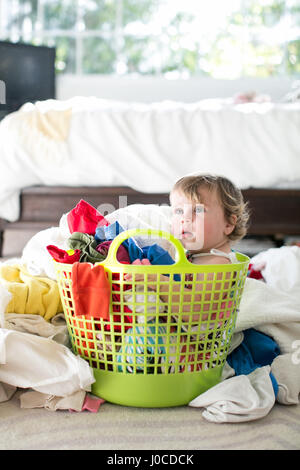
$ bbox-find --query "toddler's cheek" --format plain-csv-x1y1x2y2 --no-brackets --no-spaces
171,219,182,239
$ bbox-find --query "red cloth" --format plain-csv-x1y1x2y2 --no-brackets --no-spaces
69,395,105,413
71,261,133,333
67,199,109,235
96,240,130,264
81,395,105,412
46,245,81,264
248,263,264,280
71,262,111,320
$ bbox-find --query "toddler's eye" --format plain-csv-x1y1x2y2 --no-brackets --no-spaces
174,208,183,215
195,206,204,214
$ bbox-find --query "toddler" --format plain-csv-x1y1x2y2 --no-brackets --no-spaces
170,174,249,264
125,174,249,323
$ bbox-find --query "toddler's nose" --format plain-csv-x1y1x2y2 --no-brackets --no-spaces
182,212,192,223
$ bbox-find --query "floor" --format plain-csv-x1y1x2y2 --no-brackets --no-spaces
1,389,299,450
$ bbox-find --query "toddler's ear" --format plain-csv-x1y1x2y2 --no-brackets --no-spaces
224,215,237,236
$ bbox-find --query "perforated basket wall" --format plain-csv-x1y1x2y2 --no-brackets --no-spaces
55,229,249,407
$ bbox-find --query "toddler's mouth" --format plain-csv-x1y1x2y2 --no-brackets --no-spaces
182,230,194,239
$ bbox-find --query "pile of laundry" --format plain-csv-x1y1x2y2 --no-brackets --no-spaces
46,199,178,267
0,199,299,421
46,199,228,376
0,199,180,413
190,244,300,422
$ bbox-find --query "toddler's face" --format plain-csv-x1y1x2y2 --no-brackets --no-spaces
170,188,234,252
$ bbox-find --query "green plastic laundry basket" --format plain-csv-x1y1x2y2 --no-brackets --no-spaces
54,229,249,408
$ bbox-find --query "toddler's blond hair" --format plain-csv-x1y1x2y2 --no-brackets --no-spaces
171,174,250,242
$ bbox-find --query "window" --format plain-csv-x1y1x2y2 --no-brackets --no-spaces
0,0,299,78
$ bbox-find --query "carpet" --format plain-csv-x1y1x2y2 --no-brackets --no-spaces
0,390,299,450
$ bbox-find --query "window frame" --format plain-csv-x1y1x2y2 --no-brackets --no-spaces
0,0,299,79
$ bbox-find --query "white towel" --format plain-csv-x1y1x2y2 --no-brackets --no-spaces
271,354,300,405
21,213,71,280
250,246,300,293
188,366,275,423
0,284,12,328
236,277,300,333
0,329,95,397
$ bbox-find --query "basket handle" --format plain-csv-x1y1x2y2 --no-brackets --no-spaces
103,228,190,267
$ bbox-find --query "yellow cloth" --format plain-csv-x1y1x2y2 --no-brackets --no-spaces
0,265,63,322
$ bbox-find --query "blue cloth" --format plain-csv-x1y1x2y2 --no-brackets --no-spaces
126,239,144,261
95,221,180,279
95,221,143,260
95,221,125,243
142,245,180,281
227,328,280,396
